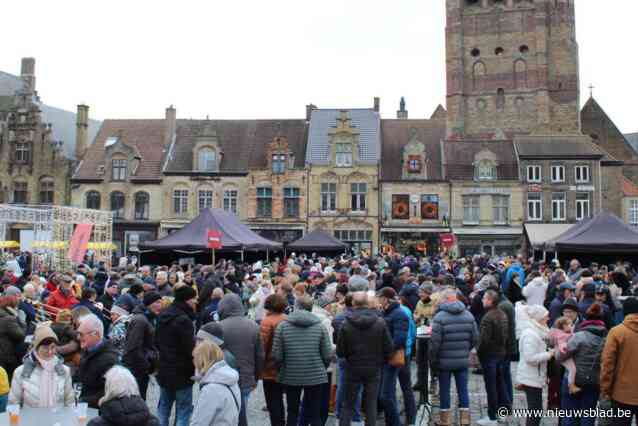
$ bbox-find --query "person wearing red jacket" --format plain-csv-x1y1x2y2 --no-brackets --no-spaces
47,275,79,310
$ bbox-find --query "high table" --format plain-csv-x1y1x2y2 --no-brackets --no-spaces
0,407,99,426
415,333,432,426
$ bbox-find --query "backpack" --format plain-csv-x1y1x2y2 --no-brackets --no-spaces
574,332,606,388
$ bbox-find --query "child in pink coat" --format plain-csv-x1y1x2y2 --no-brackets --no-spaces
548,316,580,394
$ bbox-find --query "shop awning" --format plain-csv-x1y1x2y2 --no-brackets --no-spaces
453,227,523,236
381,227,450,233
524,223,574,249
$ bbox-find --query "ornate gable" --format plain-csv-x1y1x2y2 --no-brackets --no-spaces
402,128,427,179
192,121,222,172
328,110,360,167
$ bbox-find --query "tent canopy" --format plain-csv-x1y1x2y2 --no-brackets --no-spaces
524,223,574,250
141,208,282,251
548,212,638,253
287,229,348,252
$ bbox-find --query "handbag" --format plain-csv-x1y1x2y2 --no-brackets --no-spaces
388,348,405,368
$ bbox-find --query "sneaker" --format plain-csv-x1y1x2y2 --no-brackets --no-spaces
476,417,498,426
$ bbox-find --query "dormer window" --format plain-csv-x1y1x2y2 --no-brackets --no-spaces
407,155,422,173
111,159,127,181
272,153,286,174
336,143,353,167
476,159,497,181
198,148,217,172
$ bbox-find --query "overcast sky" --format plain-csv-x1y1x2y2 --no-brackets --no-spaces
1,1,635,133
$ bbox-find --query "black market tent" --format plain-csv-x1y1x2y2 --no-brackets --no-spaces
546,212,638,254
287,229,349,252
141,208,282,252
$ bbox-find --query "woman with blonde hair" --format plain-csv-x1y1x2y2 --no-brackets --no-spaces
87,366,159,426
191,340,240,426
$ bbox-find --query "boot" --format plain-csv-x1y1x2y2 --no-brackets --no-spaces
459,408,470,426
435,409,452,426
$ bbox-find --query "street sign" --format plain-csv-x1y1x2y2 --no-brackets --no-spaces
440,233,456,247
207,229,222,249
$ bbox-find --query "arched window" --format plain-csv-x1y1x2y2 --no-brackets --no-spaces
473,62,486,91
110,191,125,219
198,148,217,172
476,160,497,181
514,59,528,88
39,176,55,204
496,88,505,111
86,191,101,210
134,192,149,220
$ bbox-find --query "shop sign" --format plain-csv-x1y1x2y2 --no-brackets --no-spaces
440,233,456,247
527,184,542,192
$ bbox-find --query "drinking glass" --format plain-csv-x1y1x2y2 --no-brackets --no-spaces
76,402,88,425
6,404,19,426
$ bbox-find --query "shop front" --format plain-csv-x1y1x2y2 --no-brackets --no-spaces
381,227,451,257
250,224,305,245
453,227,523,257
113,221,159,257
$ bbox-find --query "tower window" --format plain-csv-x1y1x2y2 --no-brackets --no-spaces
496,89,505,111
471,48,481,58
519,45,529,55
495,47,504,56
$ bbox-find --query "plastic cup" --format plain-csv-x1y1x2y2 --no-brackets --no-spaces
76,402,88,425
6,404,19,426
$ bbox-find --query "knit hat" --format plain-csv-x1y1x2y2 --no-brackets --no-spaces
196,322,224,346
174,285,197,303
33,325,59,349
622,297,638,316
4,286,21,297
143,291,162,307
526,305,549,322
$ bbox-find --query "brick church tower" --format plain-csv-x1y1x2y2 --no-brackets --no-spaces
445,0,581,140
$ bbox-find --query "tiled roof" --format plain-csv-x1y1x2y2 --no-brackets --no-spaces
442,140,519,180
624,133,638,155
380,119,446,180
73,119,166,180
430,104,447,120
164,119,307,173
306,109,381,165
514,136,606,158
622,177,638,197
0,71,23,96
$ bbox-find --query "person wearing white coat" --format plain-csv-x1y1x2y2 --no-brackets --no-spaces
522,273,548,307
516,305,555,426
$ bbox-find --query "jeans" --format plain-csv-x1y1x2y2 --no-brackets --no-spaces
380,364,401,426
613,400,638,426
523,386,543,426
336,358,362,422
285,384,323,426
438,369,469,410
263,380,286,426
158,385,193,426
560,377,598,426
340,370,380,426
502,356,513,409
398,356,417,425
480,355,510,420
239,387,252,426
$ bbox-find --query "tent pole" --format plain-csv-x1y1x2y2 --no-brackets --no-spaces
212,248,216,271
241,250,244,262
267,248,269,263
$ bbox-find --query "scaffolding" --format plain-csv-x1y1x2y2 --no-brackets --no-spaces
0,204,113,271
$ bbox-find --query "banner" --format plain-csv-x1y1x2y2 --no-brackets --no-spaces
68,224,93,263
207,229,222,249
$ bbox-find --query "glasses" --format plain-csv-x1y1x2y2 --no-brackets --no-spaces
77,330,97,339
38,343,58,354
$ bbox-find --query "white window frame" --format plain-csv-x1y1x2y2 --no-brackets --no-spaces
351,183,367,211
223,189,238,215
198,148,217,172
630,200,638,226
476,160,497,181
198,189,214,212
575,165,590,184
527,193,542,221
527,165,542,183
575,192,590,221
551,192,566,221
173,189,189,215
335,143,353,167
551,165,565,183
463,196,480,224
321,183,337,212
492,195,509,225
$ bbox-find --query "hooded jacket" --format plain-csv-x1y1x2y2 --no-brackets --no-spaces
156,301,195,390
429,301,478,371
336,308,393,376
600,314,638,405
190,361,241,426
272,309,332,386
218,294,264,390
87,395,159,426
9,353,74,408
383,301,409,350
123,305,158,377
259,312,286,381
522,276,548,307
516,319,552,388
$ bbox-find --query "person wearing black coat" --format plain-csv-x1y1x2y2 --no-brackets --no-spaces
88,395,160,426
156,285,197,426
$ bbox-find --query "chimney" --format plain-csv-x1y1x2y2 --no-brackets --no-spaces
397,97,408,119
164,105,176,148
20,57,36,94
75,104,89,160
373,97,380,113
305,103,317,121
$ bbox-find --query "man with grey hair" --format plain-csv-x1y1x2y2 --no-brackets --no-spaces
155,271,172,297
77,313,119,408
273,295,332,426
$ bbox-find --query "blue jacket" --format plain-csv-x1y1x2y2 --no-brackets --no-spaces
400,305,416,358
548,295,566,327
504,263,525,293
429,301,478,371
332,306,354,344
383,302,409,350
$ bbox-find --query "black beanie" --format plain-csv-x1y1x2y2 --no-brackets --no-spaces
174,285,197,303
143,291,162,307
623,297,638,317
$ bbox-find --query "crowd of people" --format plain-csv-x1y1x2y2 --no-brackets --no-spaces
0,251,636,426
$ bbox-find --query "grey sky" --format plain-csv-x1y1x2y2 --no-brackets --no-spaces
1,1,635,133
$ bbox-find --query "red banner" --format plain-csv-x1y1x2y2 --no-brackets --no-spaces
68,223,93,263
207,229,222,249
440,233,456,247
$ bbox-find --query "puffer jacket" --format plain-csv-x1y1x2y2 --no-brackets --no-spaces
272,309,332,386
556,320,607,389
191,361,241,426
522,276,548,306
259,312,286,381
9,353,74,407
156,301,195,391
0,307,26,373
87,395,159,426
516,320,552,388
600,314,638,405
383,301,409,350
429,301,478,371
